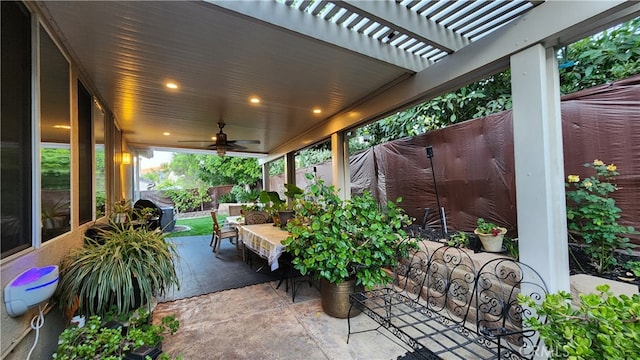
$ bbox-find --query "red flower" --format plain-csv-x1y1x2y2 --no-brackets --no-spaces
491,228,501,236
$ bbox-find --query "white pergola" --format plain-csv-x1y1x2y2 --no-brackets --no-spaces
36,0,640,293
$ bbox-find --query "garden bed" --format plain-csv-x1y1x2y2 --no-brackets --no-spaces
568,243,640,288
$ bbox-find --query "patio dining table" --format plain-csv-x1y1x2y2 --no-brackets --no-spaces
238,223,289,271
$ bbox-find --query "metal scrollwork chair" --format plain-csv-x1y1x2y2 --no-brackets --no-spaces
210,210,239,257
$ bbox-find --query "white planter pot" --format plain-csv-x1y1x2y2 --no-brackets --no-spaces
474,227,507,252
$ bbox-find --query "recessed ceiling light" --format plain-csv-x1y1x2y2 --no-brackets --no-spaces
211,136,217,140
166,82,178,89
249,97,261,104
312,108,322,114
53,125,71,129
163,132,171,136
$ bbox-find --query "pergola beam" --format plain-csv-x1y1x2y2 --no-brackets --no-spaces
207,0,429,72
340,0,469,54
266,0,639,161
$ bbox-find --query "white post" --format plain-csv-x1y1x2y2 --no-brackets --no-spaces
511,44,569,293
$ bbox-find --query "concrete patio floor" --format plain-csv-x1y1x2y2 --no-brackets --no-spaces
152,279,412,360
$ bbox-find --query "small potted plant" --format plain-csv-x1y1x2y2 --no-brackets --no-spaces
111,199,132,224
474,217,507,252
53,310,181,359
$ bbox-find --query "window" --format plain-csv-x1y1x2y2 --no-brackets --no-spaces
1,2,32,259
40,25,71,242
94,100,106,218
78,81,92,224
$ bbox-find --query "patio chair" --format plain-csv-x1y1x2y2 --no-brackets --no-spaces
242,210,270,266
210,210,240,257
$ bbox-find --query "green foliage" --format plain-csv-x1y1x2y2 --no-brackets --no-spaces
283,174,416,289
295,148,332,168
258,191,286,217
559,18,640,94
53,311,181,360
446,231,469,248
230,185,260,203
349,19,639,147
171,153,261,186
56,223,180,317
217,192,236,204
96,191,106,217
624,261,640,277
503,236,519,260
41,147,71,189
519,284,640,360
268,157,285,176
163,188,211,213
566,159,636,273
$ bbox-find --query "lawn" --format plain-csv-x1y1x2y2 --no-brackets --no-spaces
166,214,227,237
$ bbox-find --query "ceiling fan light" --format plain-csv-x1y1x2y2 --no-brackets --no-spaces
217,147,226,156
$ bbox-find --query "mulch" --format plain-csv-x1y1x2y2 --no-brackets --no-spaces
569,243,640,288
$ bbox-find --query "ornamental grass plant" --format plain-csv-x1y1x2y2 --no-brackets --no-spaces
56,222,180,317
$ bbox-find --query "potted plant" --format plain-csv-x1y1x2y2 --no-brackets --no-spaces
474,217,507,252
53,310,181,360
276,183,304,228
258,190,285,225
284,174,416,318
56,221,180,318
258,183,303,228
111,199,132,224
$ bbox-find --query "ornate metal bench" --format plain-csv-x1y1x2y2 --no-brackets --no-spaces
347,243,548,359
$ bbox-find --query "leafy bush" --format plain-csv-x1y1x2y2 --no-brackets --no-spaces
284,174,416,288
217,192,236,204
163,188,211,213
230,185,260,203
519,284,640,360
446,231,469,248
566,159,636,272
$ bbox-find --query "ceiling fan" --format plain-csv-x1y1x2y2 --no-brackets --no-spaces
180,122,260,155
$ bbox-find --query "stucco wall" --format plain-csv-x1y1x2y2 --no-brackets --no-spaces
1,225,87,358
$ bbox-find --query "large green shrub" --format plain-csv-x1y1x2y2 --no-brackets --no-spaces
519,284,640,360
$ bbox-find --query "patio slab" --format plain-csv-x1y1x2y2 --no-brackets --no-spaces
153,281,411,359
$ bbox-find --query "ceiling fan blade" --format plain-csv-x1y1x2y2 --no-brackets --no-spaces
229,139,260,145
208,143,247,150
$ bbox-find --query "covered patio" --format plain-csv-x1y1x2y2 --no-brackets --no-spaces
2,1,639,358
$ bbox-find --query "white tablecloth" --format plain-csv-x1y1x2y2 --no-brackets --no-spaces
238,223,288,271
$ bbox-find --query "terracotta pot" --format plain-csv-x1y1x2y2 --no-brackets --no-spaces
320,278,362,318
474,227,507,252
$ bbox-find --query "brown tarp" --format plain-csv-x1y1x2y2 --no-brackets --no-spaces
350,74,640,244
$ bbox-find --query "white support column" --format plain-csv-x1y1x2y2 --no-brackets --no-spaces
511,44,569,293
261,161,270,191
332,132,350,200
